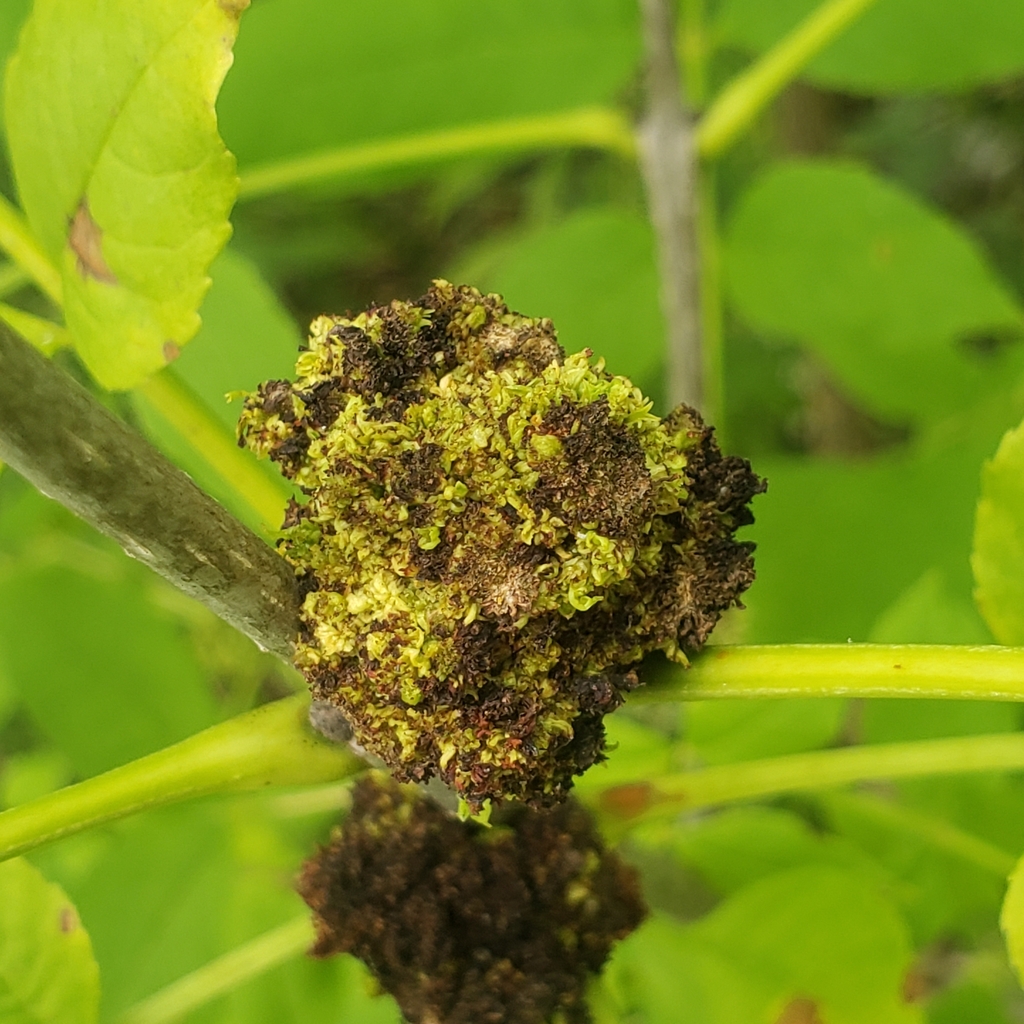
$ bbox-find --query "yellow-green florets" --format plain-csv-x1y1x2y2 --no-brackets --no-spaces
238,280,764,808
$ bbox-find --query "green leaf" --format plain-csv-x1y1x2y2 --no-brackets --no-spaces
605,914,768,1024
56,804,239,1017
172,247,303,431
0,560,218,777
0,749,73,809
574,714,673,796
0,0,29,122
973,416,1024,644
462,207,666,404
684,697,847,764
132,247,300,530
35,796,400,1023
220,0,639,170
4,0,247,389
829,774,1024,944
743,384,1024,643
717,0,1024,94
0,857,99,1024
695,865,921,1024
724,161,1024,423
869,568,992,646
927,982,1013,1024
645,806,884,898
1000,850,1024,986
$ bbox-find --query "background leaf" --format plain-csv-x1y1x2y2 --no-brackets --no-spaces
743,384,1024,644
695,865,921,1024
724,161,1024,424
462,207,666,404
684,698,847,765
716,0,1024,94
219,0,639,171
172,247,303,431
1000,850,1024,985
973,416,1024,644
0,857,100,1024
604,914,767,1024
0,0,28,126
641,806,884,898
133,246,301,530
0,556,218,777
4,0,246,388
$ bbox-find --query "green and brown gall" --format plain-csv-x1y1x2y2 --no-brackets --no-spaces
238,281,764,808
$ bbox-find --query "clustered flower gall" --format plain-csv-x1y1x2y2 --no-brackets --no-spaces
238,281,764,809
298,775,646,1024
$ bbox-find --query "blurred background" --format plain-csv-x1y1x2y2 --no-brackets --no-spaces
5,0,1024,1021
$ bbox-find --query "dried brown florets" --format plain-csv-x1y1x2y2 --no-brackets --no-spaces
238,280,765,809
297,775,646,1024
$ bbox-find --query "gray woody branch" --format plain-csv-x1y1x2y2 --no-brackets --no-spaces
637,0,703,411
0,324,299,660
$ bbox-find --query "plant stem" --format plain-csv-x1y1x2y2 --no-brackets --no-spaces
0,324,299,659
0,262,30,298
696,165,725,436
695,0,880,161
0,302,69,356
677,0,726,435
237,107,636,201
0,193,62,305
0,696,364,863
637,0,703,411
678,0,708,109
637,644,1024,703
137,369,291,533
0,194,289,537
819,791,1017,877
598,731,1024,823
121,915,314,1024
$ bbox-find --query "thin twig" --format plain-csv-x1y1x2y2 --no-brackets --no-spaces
636,0,702,411
0,324,299,659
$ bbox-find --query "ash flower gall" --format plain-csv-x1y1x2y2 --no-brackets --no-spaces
297,775,646,1024
238,280,764,808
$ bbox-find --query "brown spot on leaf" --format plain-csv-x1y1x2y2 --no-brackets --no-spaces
59,906,78,933
163,341,181,363
68,202,117,285
775,998,824,1024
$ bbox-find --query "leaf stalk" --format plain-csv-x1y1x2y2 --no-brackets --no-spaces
0,696,364,864
640,644,1024,703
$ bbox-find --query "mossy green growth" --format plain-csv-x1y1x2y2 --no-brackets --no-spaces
238,281,763,808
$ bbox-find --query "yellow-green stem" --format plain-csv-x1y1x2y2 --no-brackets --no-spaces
678,0,709,109
695,0,880,160
638,644,1024,703
121,915,314,1024
0,302,70,356
0,696,364,863
598,731,1024,825
0,194,62,305
696,153,724,436
237,107,636,201
137,369,291,533
0,262,30,299
820,790,1017,877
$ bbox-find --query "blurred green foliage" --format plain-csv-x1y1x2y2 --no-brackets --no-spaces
5,0,1024,1022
